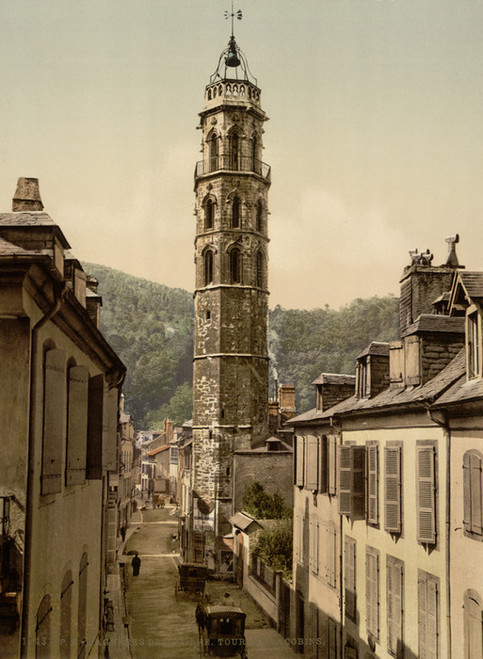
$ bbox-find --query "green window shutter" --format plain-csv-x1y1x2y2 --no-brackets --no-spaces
385,447,402,533
306,435,318,490
66,366,89,486
295,436,305,487
42,349,66,495
367,445,379,524
339,445,353,515
417,446,436,544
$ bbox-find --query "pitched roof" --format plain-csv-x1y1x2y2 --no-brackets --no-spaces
0,236,31,255
291,348,466,424
229,512,262,532
459,271,483,299
311,373,355,386
356,342,390,359
147,444,170,457
402,314,465,337
0,212,70,247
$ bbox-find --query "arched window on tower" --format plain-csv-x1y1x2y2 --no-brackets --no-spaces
256,251,264,288
229,247,241,284
229,131,240,171
232,197,240,228
209,133,218,172
204,198,215,230
256,200,263,232
204,249,214,286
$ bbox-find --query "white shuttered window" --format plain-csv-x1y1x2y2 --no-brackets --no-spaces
366,445,378,525
306,436,318,490
42,349,66,495
463,451,483,537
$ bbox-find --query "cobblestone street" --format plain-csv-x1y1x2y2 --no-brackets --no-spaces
122,505,296,659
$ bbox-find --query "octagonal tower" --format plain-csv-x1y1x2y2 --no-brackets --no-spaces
191,34,271,568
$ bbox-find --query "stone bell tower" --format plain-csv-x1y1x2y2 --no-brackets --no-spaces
191,26,271,569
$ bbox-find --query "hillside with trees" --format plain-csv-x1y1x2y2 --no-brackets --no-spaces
85,264,399,427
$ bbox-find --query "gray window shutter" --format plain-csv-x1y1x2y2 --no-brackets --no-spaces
417,446,436,544
367,445,378,524
352,446,366,520
405,335,421,386
295,436,305,487
327,523,337,588
328,435,337,495
66,366,88,486
463,451,472,532
86,374,104,479
418,575,428,658
418,572,439,659
339,445,352,515
464,590,483,658
306,435,318,490
328,618,337,659
470,453,482,535
387,557,404,657
344,537,356,621
366,549,379,638
42,349,65,495
385,446,402,533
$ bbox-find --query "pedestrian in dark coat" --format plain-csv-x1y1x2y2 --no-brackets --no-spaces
131,554,141,576
120,526,126,542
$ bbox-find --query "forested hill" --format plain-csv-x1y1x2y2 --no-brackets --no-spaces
85,264,399,427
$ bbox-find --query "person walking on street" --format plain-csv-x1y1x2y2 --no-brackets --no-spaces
132,552,141,576
120,526,126,542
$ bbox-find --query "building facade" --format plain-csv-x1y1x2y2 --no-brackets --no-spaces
292,237,483,658
0,178,125,657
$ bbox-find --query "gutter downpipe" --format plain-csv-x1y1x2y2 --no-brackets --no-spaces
329,416,344,651
21,282,67,657
426,404,451,658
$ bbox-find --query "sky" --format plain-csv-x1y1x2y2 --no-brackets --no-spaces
1,0,483,309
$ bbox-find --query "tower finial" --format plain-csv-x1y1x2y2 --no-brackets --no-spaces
225,1,242,39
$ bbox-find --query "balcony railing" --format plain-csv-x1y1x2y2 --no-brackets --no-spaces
195,156,271,181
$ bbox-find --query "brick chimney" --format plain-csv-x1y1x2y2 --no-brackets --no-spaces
312,373,356,412
268,400,279,434
163,419,174,443
278,385,296,425
12,177,44,211
399,237,462,337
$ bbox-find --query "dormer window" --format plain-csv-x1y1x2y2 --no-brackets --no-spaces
467,307,481,379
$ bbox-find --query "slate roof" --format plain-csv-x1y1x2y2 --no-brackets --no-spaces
402,314,465,337
458,271,483,300
229,512,261,533
356,342,390,359
0,212,70,247
433,372,483,406
291,348,466,424
311,373,355,386
0,236,32,255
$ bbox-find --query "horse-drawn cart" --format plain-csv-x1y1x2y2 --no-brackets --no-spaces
175,562,207,598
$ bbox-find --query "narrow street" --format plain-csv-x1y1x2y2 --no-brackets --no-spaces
122,504,296,659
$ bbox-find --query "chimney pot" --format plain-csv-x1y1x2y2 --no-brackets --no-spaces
12,177,44,212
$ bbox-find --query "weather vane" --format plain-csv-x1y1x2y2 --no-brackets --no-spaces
225,1,242,37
